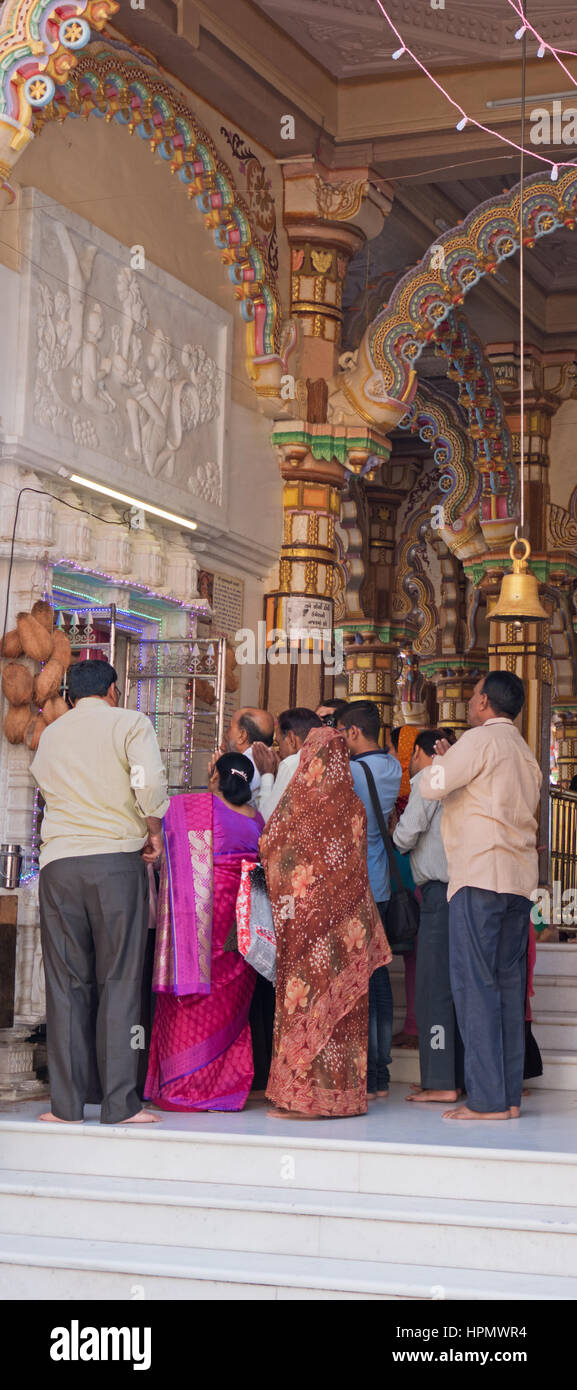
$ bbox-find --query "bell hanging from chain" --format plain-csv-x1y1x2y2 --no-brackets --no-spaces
489,538,548,622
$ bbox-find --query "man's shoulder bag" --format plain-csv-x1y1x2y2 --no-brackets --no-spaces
358,758,419,955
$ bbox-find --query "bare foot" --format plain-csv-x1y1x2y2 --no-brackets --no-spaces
509,1105,521,1118
249,1089,267,1100
119,1109,161,1124
406,1089,461,1104
376,1089,389,1098
38,1112,82,1124
267,1109,331,1121
443,1104,511,1121
367,1091,377,1100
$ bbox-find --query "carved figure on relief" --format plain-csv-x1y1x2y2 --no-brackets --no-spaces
32,218,223,501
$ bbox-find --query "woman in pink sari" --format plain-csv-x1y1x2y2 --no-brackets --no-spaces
145,754,263,1111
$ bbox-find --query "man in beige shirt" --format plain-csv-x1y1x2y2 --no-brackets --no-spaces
31,660,169,1127
420,671,541,1123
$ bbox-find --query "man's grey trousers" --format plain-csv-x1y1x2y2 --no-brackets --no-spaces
415,878,464,1092
448,885,530,1114
39,851,149,1124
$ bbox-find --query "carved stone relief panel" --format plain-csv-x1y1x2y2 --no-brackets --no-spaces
17,191,232,518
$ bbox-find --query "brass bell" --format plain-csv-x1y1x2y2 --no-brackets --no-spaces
489,538,549,622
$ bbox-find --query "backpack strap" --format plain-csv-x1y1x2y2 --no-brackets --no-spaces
357,758,405,897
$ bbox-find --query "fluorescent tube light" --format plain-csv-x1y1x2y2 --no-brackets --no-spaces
69,475,198,531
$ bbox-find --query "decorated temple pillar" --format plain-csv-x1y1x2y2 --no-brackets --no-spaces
553,704,577,787
261,162,406,713
262,441,344,712
281,157,393,382
486,344,577,553
340,470,418,730
433,668,480,735
343,635,398,729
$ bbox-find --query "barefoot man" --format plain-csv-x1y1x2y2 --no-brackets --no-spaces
31,660,169,1126
419,672,541,1122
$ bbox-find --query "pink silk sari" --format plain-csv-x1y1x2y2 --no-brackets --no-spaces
145,795,263,1112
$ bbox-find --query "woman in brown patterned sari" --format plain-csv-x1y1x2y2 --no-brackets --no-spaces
260,726,392,1118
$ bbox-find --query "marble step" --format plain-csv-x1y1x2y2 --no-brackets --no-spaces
532,1013,577,1050
390,1043,577,1091
2,1110,577,1206
525,1049,577,1091
534,944,577,975
532,978,577,1013
390,970,577,1018
1,1169,576,1278
1,1231,576,1300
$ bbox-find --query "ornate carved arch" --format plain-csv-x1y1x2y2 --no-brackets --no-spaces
399,381,486,556
393,507,439,656
369,168,577,402
0,12,281,369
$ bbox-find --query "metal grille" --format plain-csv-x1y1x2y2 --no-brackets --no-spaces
124,637,226,794
550,788,577,934
53,605,117,691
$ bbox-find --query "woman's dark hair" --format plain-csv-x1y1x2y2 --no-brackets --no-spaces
68,659,117,701
215,752,254,806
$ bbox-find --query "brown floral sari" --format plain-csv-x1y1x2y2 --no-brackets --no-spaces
260,727,391,1117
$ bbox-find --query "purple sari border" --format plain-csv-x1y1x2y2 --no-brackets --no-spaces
163,823,178,993
157,793,214,997
145,1088,249,1111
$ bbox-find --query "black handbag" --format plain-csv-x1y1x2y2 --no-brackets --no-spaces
358,759,420,955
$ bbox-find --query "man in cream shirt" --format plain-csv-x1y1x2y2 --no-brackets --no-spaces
420,671,541,1123
31,660,169,1127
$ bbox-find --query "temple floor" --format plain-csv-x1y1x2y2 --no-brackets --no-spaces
1,1081,575,1151
0,1086,576,1301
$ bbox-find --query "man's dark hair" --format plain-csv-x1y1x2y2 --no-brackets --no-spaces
238,712,274,747
390,726,401,751
481,671,525,721
337,700,380,743
215,752,253,806
439,726,457,746
415,728,446,758
68,659,117,702
278,707,323,742
319,698,348,726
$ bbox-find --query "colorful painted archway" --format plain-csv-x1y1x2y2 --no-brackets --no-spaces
0,6,281,370
370,169,577,399
363,170,577,537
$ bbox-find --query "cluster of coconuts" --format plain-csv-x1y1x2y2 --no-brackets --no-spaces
1,602,72,750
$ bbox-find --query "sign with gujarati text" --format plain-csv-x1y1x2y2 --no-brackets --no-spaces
284,597,332,633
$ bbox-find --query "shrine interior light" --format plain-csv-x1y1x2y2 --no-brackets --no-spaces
69,475,198,531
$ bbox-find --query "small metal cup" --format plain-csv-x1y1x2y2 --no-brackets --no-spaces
0,844,23,890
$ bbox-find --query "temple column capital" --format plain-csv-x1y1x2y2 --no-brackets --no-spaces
279,157,394,382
